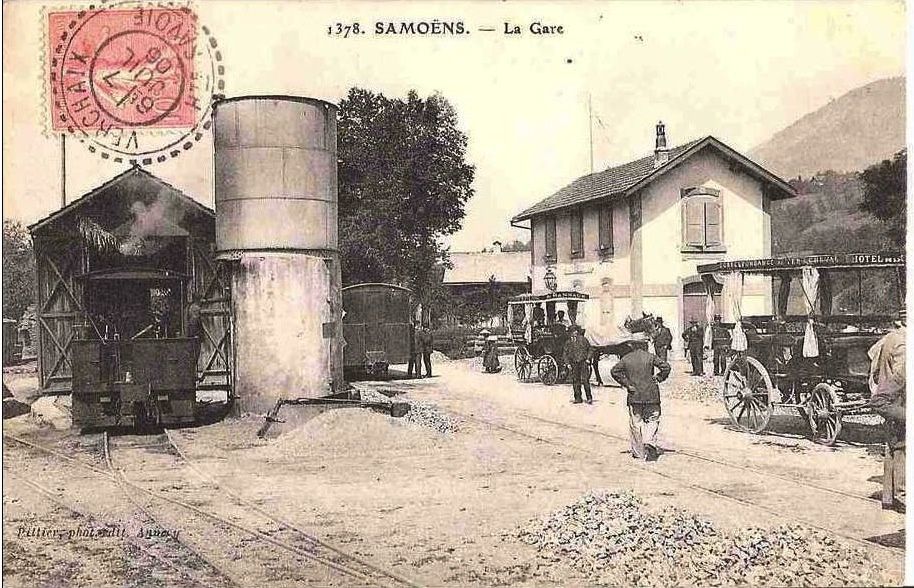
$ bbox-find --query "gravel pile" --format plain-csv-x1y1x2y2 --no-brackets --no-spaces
515,490,881,587
251,407,442,459
404,400,462,434
354,386,462,434
665,374,723,404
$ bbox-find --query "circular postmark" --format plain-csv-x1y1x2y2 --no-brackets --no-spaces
48,0,225,164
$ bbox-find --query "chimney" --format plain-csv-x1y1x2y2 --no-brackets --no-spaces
654,121,669,168
492,240,503,253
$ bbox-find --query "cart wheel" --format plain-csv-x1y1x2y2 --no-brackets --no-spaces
538,355,559,386
514,346,533,381
722,355,773,433
807,383,842,446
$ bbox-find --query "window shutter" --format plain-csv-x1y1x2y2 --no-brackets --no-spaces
704,200,722,246
683,199,704,246
598,204,614,253
545,216,557,259
570,209,583,257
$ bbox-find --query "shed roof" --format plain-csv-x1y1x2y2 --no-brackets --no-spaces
29,167,214,236
512,136,796,222
443,251,531,285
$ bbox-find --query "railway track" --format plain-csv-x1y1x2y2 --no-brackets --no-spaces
6,433,422,588
443,406,903,556
518,411,880,504
4,462,234,588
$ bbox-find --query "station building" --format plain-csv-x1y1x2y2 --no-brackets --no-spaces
511,123,797,355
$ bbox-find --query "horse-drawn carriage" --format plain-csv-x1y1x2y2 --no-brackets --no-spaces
697,253,905,445
508,291,650,385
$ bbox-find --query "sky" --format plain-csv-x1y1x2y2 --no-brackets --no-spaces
2,0,906,251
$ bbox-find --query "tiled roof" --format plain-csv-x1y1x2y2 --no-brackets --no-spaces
443,251,531,285
512,136,794,222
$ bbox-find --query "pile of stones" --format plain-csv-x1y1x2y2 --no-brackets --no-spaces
404,400,461,434
355,387,461,434
665,374,722,404
515,490,881,586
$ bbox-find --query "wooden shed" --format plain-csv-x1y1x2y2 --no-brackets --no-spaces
28,167,232,396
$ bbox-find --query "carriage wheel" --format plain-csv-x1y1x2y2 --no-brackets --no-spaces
538,355,559,386
722,355,773,433
807,383,842,446
514,346,533,381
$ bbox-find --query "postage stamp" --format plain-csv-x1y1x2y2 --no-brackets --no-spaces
47,0,224,164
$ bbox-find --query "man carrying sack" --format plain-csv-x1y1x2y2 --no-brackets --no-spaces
611,344,671,461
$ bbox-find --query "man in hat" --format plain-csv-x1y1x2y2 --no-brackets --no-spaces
562,325,593,404
407,320,420,378
611,343,671,461
711,315,730,376
651,317,673,362
682,319,705,376
415,322,434,377
867,309,906,441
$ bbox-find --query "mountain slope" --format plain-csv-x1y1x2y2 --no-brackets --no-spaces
750,77,905,179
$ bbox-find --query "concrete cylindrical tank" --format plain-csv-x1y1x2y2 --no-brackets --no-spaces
213,96,343,413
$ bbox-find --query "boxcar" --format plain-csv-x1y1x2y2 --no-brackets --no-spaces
342,284,414,375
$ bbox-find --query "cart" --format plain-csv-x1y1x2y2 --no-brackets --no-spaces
507,292,649,385
697,253,905,445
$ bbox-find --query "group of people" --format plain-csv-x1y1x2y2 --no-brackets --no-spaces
560,319,672,462
407,321,434,378
681,316,731,376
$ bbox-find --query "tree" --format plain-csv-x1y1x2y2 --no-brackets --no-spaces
500,239,531,252
337,88,475,307
3,221,36,321
860,150,906,248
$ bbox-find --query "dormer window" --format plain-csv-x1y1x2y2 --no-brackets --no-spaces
681,186,724,252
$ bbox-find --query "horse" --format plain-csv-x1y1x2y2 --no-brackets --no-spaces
590,312,659,385
623,312,661,337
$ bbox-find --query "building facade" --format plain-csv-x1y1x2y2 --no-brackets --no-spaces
512,124,796,354
439,244,531,327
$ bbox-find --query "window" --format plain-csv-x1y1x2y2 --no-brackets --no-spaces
544,216,557,261
598,204,613,255
570,209,584,259
681,187,723,251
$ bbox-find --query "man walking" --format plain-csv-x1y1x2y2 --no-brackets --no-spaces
611,344,671,461
563,325,592,404
682,319,704,376
416,323,434,378
652,317,673,362
711,315,730,376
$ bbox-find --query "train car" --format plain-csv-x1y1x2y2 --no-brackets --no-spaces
28,168,234,430
342,284,415,376
71,337,198,428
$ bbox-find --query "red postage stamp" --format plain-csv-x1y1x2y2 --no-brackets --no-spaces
46,1,224,164
49,6,198,132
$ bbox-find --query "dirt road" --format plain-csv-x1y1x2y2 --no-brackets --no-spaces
3,358,905,586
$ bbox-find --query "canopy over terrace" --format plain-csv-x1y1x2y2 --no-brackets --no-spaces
697,252,906,353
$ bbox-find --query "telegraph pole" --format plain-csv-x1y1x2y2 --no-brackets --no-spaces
60,134,67,208
588,93,594,174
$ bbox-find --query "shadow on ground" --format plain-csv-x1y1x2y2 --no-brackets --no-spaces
704,413,886,449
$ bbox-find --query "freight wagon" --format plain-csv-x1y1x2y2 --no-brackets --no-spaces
342,284,415,376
